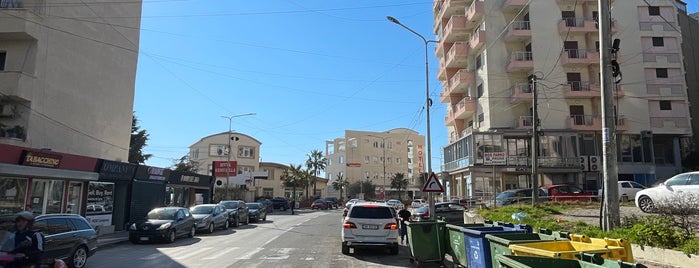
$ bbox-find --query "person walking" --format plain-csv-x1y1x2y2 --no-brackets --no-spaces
397,206,412,245
290,199,295,215
7,211,44,268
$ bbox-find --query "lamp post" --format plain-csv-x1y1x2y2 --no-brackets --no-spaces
387,16,438,219
221,113,256,199
368,134,388,201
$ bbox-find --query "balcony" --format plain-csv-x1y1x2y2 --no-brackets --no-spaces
0,71,36,100
615,115,628,131
444,110,466,127
440,69,476,102
515,116,533,129
442,16,469,43
434,0,468,28
561,49,599,67
502,0,530,13
650,117,691,134
510,83,533,103
0,5,41,40
567,115,601,131
444,42,469,68
506,51,533,73
563,81,599,98
453,97,477,119
465,0,485,27
504,21,531,42
558,18,598,34
469,28,486,52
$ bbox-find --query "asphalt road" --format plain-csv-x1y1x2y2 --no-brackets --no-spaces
86,209,448,268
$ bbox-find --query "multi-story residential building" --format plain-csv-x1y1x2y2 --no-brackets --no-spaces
325,128,426,199
678,10,699,151
258,162,327,200
435,0,692,199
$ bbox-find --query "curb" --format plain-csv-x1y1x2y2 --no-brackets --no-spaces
631,244,696,268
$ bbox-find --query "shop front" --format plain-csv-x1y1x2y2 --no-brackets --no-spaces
129,165,169,225
167,171,214,207
93,160,137,231
0,144,98,219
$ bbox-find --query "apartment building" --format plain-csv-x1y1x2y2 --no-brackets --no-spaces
435,0,692,198
325,128,426,199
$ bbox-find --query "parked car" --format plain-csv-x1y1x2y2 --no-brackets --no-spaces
246,202,267,222
255,198,274,213
411,199,426,208
493,189,548,207
33,214,97,268
190,204,230,233
412,202,467,223
218,200,249,227
345,199,363,208
598,181,648,202
539,184,596,202
385,199,404,210
635,171,699,213
271,197,290,211
311,199,329,210
129,207,195,244
341,203,399,255
324,197,339,209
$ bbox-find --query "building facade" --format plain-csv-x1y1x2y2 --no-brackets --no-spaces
325,128,426,199
258,162,328,200
435,0,692,199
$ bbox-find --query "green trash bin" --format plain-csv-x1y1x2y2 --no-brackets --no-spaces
446,223,490,268
494,254,647,268
406,220,447,265
485,232,567,268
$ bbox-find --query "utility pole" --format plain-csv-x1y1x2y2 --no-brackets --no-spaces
599,0,620,230
368,134,388,200
531,76,539,205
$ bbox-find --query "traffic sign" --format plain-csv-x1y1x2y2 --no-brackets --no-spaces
422,172,444,193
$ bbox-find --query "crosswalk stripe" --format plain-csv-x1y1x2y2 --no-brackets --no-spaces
202,247,240,260
238,247,264,259
173,247,212,260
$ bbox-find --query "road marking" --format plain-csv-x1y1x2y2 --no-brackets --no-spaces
202,247,239,260
173,247,212,260
261,248,293,260
238,247,264,259
140,253,163,260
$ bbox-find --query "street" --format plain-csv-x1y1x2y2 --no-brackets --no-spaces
86,209,445,268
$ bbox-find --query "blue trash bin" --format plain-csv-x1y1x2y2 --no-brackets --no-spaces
461,226,527,268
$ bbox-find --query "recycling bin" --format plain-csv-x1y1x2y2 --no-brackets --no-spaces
406,220,447,265
485,232,567,268
445,223,490,268
461,226,527,268
570,234,634,262
508,240,627,261
494,254,647,268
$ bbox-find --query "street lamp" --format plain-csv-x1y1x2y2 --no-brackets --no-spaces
221,113,256,199
387,16,438,219
368,134,388,201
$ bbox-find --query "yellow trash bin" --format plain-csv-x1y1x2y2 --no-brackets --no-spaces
508,240,627,261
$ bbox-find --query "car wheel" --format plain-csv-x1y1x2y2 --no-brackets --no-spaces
341,242,350,255
638,195,655,213
207,223,215,234
166,229,176,243
188,226,196,238
389,244,399,255
69,246,88,268
224,220,230,229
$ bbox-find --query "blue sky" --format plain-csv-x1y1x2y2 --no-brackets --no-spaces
135,0,699,171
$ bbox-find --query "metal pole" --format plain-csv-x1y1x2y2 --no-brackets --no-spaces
531,76,539,205
599,0,620,230
368,134,388,200
221,113,256,200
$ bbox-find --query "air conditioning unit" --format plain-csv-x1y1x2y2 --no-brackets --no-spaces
579,156,589,171
0,104,16,117
641,130,653,138
589,156,601,172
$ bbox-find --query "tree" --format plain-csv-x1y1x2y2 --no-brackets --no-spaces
172,155,199,173
300,167,313,200
129,113,152,164
347,180,376,200
390,172,409,200
331,173,350,202
306,149,327,197
282,164,304,202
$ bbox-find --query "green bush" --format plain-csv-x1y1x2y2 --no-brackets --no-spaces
677,237,699,255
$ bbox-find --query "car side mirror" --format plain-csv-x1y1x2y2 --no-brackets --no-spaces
177,217,184,221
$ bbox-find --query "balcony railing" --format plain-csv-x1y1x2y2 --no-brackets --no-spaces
504,21,532,42
465,0,484,26
650,117,690,128
442,15,469,42
506,51,533,72
510,83,533,103
516,116,533,129
559,18,598,33
567,81,591,91
561,49,599,66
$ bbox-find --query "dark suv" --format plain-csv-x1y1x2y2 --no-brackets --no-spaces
323,197,339,209
218,200,249,227
34,214,98,268
271,197,289,211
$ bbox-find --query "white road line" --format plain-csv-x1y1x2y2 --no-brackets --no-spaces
140,253,163,260
202,247,240,260
173,247,212,260
238,247,264,259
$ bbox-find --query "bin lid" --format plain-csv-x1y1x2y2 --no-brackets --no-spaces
485,233,555,245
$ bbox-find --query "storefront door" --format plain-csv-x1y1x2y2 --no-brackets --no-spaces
67,182,83,214
30,180,65,215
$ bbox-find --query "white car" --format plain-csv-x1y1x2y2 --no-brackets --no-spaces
385,199,404,210
598,181,647,202
341,203,399,255
635,171,699,213
411,199,426,208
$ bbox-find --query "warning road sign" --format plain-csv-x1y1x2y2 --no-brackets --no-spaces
421,172,444,193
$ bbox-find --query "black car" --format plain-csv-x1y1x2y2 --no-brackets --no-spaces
493,188,548,207
413,202,467,223
246,202,267,222
271,197,290,211
323,197,339,209
129,207,196,244
218,200,249,227
190,204,230,233
255,198,274,213
33,214,97,268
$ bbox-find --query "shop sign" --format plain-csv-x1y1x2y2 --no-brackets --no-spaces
97,160,136,181
19,150,62,168
86,182,114,227
213,161,237,177
484,152,506,165
147,167,167,181
180,175,200,183
417,145,424,172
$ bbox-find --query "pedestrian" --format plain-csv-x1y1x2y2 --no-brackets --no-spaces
290,199,295,215
7,211,44,268
397,206,412,245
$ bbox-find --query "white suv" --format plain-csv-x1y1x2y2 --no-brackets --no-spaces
341,203,399,255
635,171,699,213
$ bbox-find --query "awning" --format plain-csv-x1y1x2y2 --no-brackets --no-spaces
0,163,98,181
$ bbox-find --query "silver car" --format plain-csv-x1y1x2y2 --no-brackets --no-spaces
190,204,230,233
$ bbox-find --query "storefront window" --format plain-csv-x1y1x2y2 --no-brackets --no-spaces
165,186,190,207
30,180,64,215
66,182,83,214
86,182,114,227
0,177,28,215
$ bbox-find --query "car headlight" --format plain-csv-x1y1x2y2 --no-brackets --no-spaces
157,222,172,230
130,223,137,230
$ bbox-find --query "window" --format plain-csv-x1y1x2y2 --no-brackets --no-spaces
238,165,254,174
364,156,370,164
648,6,660,16
396,157,401,164
478,113,484,123
46,218,74,235
0,51,6,71
263,188,273,197
0,177,28,213
655,68,668,78
659,100,672,110
477,84,483,98
475,54,483,69
238,146,255,158
652,37,664,47
209,144,228,156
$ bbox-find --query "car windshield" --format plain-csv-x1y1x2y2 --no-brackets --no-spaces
496,191,516,200
349,206,393,219
219,201,238,209
314,200,324,203
416,206,429,213
247,203,260,209
190,206,213,214
147,208,177,220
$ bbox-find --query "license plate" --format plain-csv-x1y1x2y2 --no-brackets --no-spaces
362,224,379,230
139,237,149,241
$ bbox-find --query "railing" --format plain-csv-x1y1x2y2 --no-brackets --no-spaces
517,116,533,127
538,157,579,168
563,18,585,27
570,115,595,126
567,81,591,91
616,115,627,126
512,51,533,61
466,0,483,15
650,117,690,128
442,156,471,171
512,21,531,30
564,49,589,59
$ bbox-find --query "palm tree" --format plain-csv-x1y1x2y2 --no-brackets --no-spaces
282,164,304,202
331,173,350,202
390,172,409,200
306,149,327,197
